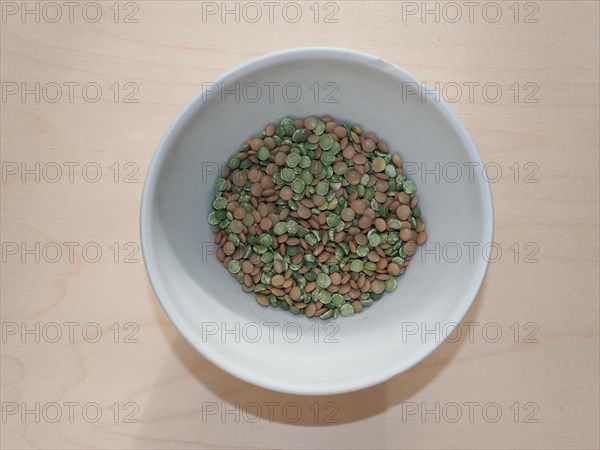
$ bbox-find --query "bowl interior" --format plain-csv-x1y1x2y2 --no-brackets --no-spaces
142,49,492,394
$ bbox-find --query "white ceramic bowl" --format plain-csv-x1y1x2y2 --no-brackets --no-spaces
141,48,493,395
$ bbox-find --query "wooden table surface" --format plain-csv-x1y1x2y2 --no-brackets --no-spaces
1,1,599,448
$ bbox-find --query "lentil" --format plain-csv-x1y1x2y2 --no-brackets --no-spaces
209,116,426,318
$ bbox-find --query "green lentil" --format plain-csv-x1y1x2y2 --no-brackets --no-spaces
257,147,270,161
319,134,333,150
291,178,305,194
299,155,312,168
403,180,417,194
351,260,364,272
286,220,299,235
314,121,325,135
319,290,332,304
305,233,318,246
281,168,295,182
364,261,377,271
316,181,329,195
320,309,334,319
259,233,273,247
357,246,369,257
331,294,344,307
286,152,301,167
271,222,285,235
214,178,227,191
292,129,309,143
340,304,354,317
327,214,340,227
208,212,220,225
317,273,331,289
212,197,227,210
227,156,240,169
385,277,397,292
227,260,241,274
388,219,402,230
321,152,335,166
300,170,314,185
368,234,382,247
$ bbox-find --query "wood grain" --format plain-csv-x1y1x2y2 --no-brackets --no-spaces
1,1,598,448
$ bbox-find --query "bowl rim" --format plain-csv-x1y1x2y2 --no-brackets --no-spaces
140,47,494,395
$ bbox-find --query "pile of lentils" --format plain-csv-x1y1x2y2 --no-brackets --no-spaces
209,116,427,319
